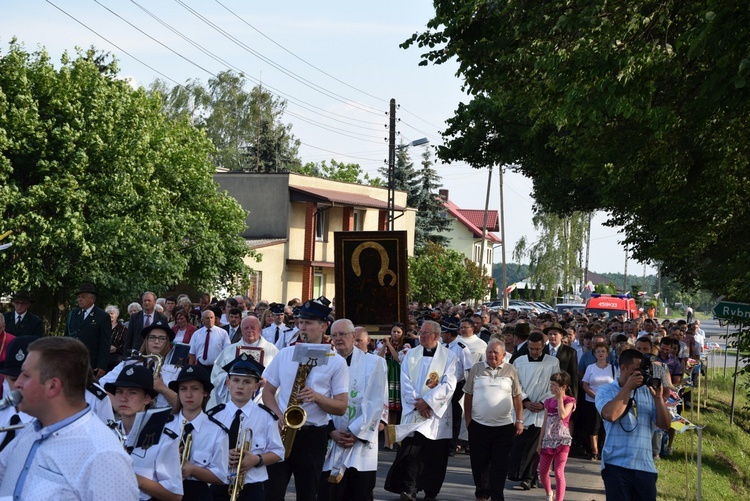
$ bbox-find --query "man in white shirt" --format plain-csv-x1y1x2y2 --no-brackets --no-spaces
188,310,230,371
261,303,288,345
441,320,473,454
0,337,138,500
459,318,488,364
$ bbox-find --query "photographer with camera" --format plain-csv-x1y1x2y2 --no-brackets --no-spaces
595,349,670,500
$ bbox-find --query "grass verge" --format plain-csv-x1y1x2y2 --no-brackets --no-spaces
656,370,750,500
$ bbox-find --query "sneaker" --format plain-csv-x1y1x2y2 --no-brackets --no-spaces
400,492,416,501
666,446,674,456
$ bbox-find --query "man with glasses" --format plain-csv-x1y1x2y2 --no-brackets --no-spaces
319,319,387,501
384,320,458,501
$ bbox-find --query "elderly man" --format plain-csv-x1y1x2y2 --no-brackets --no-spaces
508,331,560,490
208,315,278,407
123,291,168,355
262,297,349,501
384,320,458,501
354,326,371,353
319,319,387,501
64,283,111,378
187,310,230,371
464,340,524,501
3,292,44,338
0,337,138,499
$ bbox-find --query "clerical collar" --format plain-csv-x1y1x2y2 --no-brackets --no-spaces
344,351,354,366
423,347,436,357
528,355,544,362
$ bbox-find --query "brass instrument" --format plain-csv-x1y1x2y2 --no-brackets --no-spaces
0,423,26,433
281,357,317,459
180,419,193,469
106,420,130,454
127,351,164,378
228,417,252,501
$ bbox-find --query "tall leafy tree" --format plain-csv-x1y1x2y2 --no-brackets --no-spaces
404,1,750,301
150,70,301,172
0,42,254,332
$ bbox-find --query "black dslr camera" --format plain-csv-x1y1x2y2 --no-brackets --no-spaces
640,357,661,389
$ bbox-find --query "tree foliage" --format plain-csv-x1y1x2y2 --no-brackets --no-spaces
150,71,301,172
513,212,588,302
413,149,450,250
409,242,487,304
404,1,750,301
295,159,383,185
0,42,254,331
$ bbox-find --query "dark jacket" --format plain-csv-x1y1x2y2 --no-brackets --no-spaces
545,343,579,398
3,311,44,338
65,305,111,371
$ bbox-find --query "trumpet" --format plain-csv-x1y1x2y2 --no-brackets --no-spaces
180,419,193,469
228,419,252,501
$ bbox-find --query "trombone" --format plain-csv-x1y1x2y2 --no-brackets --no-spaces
228,418,252,501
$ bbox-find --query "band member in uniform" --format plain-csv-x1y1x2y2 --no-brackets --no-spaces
441,319,473,454
209,315,278,408
105,365,183,501
0,337,36,451
384,320,458,501
101,321,180,409
207,355,284,500
262,297,349,501
319,319,388,501
261,303,288,346
166,365,228,501
85,368,115,424
0,337,138,499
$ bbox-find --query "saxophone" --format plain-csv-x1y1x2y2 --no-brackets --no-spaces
281,357,317,458
142,353,164,378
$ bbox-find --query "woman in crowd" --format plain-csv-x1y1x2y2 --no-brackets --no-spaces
172,310,197,345
580,342,615,460
106,304,128,371
377,322,411,447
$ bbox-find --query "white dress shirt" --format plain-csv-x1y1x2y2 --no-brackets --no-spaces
189,326,231,365
165,410,228,482
100,359,180,409
208,338,279,408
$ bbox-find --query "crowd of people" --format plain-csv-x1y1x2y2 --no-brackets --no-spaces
0,287,705,500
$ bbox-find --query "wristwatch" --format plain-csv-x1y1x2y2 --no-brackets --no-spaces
255,454,264,468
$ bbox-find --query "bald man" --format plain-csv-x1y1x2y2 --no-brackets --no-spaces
208,315,279,408
354,326,372,353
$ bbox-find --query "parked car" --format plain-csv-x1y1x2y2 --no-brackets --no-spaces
556,303,585,315
705,342,722,351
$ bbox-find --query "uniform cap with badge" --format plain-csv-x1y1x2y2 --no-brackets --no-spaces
297,296,332,321
141,320,176,342
222,353,265,380
269,303,285,316
168,364,214,393
0,336,37,378
103,365,159,398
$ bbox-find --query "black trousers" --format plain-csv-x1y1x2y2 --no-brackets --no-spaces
384,432,450,497
507,425,541,484
468,421,516,500
182,480,211,501
265,425,328,501
451,380,466,445
318,468,376,501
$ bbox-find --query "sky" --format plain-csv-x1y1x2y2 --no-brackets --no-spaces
0,0,656,276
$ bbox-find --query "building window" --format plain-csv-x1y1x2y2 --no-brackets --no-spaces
316,208,328,241
353,210,364,231
313,270,324,297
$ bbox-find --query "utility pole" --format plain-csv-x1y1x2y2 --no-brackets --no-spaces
624,248,628,292
479,166,493,302
583,212,592,295
499,166,508,309
387,98,397,231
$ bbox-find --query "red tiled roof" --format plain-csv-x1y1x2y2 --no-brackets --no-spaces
444,200,502,243
457,209,499,232
289,186,404,210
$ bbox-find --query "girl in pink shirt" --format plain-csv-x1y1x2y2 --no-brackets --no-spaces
537,372,576,501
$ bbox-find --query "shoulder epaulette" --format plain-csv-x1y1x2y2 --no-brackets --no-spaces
207,414,230,434
258,403,279,421
165,414,175,423
86,382,107,400
457,342,466,349
283,327,295,333
206,403,226,417
163,427,178,440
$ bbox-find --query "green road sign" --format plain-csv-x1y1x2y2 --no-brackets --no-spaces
712,301,750,320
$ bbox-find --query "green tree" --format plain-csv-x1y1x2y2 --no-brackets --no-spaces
150,70,301,172
295,159,383,185
404,1,750,301
409,242,487,303
379,142,421,205
0,42,254,332
413,148,450,251
513,212,588,302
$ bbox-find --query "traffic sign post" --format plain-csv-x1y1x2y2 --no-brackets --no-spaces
712,301,750,320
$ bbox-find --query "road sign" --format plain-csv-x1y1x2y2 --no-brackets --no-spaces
712,301,750,320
